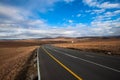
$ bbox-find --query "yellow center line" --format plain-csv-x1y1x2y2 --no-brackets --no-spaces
42,47,83,80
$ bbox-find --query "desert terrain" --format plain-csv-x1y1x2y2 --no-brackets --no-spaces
0,40,38,80
53,38,120,55
0,37,120,80
0,39,66,80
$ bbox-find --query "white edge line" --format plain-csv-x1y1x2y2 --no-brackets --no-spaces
53,48,120,73
37,47,41,80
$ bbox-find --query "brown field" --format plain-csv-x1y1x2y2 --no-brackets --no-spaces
53,38,120,55
0,39,69,80
0,40,38,80
0,38,120,80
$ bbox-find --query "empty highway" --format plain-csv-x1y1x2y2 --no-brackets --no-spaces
37,45,120,80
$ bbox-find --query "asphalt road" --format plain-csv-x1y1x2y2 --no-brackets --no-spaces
38,45,120,80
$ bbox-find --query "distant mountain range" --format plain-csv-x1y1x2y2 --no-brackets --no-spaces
0,35,120,40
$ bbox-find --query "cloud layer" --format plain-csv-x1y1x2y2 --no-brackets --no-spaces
0,0,120,39
83,0,120,9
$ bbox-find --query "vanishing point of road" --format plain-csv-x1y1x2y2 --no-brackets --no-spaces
37,45,120,80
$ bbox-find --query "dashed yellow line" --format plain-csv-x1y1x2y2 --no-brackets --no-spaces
42,47,83,80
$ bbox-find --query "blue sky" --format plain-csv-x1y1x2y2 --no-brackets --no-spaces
0,0,120,39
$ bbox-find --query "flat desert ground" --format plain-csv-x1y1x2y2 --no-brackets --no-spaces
53,38,120,55
0,40,38,80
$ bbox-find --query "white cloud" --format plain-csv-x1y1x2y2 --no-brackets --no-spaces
0,0,75,13
0,19,120,39
85,9,105,15
0,25,77,39
92,9,105,14
89,9,120,36
0,0,120,39
25,0,74,12
0,6,120,39
26,0,61,13
68,20,73,23
91,20,120,35
76,14,81,17
27,20,47,27
104,10,120,17
0,5,25,21
0,4,48,28
92,10,120,21
113,10,120,14
83,0,120,9
83,0,98,7
100,2,120,9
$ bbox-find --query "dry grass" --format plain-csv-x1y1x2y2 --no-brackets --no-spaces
53,39,120,55
0,41,38,80
0,39,65,80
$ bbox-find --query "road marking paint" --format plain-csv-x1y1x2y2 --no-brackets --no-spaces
37,48,41,80
65,54,78,58
42,47,83,80
53,49,120,73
